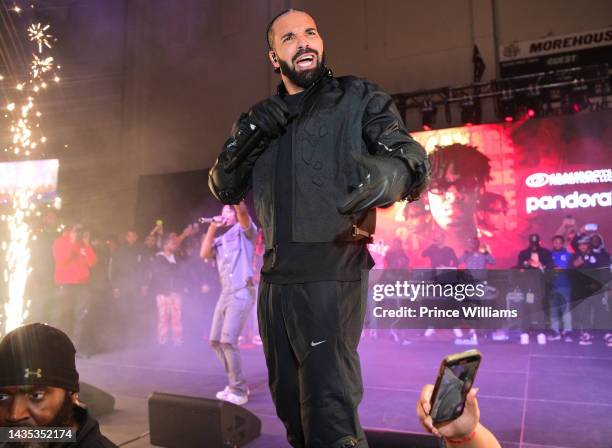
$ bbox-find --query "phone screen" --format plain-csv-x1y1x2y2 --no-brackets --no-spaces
430,357,480,423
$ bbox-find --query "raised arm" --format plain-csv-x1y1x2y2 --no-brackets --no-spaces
234,201,252,230
209,97,290,205
416,384,501,448
200,224,219,260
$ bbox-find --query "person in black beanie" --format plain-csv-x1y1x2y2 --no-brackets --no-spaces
0,323,116,447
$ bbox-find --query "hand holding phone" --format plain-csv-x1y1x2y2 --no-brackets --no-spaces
417,384,480,440
430,350,481,424
151,219,164,236
417,350,482,440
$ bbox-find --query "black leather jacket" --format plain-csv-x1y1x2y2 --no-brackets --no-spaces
209,70,430,249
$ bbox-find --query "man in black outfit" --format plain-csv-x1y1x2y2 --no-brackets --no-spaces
517,234,554,270
111,229,147,345
422,233,459,268
209,9,430,448
0,323,116,447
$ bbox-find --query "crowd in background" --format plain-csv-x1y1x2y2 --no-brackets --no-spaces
25,210,261,356
367,213,611,347
15,208,612,356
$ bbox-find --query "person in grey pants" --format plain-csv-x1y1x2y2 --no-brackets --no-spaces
200,201,257,405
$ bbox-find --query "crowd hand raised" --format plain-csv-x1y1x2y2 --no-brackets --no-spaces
416,384,480,440
338,152,411,215
247,96,291,138
181,224,195,238
150,222,163,236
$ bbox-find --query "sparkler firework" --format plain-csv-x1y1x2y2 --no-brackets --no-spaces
27,23,53,53
1,2,62,335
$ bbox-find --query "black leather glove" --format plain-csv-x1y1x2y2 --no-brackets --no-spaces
247,95,291,138
338,152,412,214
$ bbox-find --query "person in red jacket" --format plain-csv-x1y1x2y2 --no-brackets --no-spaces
52,224,97,355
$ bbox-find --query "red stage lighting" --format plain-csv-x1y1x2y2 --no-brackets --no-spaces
504,116,514,123
527,109,535,118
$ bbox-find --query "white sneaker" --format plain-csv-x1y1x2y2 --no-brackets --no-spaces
453,328,464,338
492,330,509,341
390,329,400,343
225,392,248,406
424,328,436,337
466,334,479,346
547,332,561,342
579,332,593,346
216,386,231,400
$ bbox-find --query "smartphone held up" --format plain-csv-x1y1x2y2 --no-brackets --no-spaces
430,349,482,424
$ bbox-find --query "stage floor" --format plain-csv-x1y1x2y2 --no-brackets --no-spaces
77,332,612,448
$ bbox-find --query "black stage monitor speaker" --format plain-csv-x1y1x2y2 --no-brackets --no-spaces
148,392,261,448
79,382,115,418
365,428,440,448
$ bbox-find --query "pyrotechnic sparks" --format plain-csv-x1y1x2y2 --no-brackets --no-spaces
31,54,54,78
3,189,34,331
27,23,53,53
2,7,61,335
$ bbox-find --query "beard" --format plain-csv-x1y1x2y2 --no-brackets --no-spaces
48,393,76,428
0,394,76,448
278,49,327,89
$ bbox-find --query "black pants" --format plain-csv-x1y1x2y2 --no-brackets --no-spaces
51,284,90,352
258,280,368,448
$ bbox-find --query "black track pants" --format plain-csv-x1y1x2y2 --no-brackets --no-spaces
258,280,369,448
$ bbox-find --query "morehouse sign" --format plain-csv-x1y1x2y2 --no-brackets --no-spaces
524,168,612,214
499,26,612,77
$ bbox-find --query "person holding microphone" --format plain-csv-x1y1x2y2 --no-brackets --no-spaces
200,201,257,406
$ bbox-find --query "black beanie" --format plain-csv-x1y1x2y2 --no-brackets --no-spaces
0,323,79,392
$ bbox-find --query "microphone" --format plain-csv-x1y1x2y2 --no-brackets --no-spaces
224,127,265,173
224,108,298,173
198,217,223,224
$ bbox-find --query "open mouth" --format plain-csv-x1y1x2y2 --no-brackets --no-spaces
294,53,316,69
